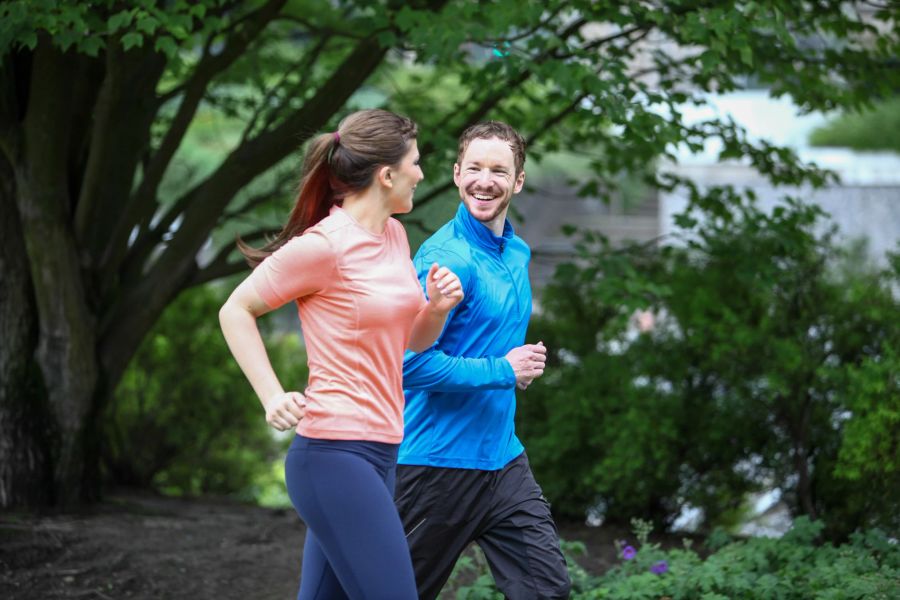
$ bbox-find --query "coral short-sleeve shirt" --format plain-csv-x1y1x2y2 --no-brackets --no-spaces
249,206,426,443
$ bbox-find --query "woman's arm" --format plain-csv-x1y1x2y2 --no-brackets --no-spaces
218,277,306,431
407,263,464,353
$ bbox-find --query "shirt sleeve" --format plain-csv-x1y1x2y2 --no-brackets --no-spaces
249,230,337,309
391,218,428,311
402,348,516,391
402,245,516,391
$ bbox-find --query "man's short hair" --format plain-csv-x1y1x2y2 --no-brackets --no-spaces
457,121,526,175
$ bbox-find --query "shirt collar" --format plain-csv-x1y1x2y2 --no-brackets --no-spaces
454,202,514,252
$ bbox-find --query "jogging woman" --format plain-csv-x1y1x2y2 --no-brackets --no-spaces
219,109,463,599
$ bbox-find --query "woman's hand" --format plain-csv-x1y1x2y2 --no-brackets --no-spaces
424,263,464,314
263,391,307,431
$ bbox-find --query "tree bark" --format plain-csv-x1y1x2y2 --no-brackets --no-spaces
0,153,54,508
15,42,99,507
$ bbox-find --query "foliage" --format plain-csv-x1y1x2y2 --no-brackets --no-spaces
809,97,900,154
1,0,898,507
104,283,307,499
452,518,900,599
519,199,900,537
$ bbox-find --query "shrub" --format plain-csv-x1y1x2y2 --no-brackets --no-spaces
451,519,900,599
103,283,308,499
518,199,900,536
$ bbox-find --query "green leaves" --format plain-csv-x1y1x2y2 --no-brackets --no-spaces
520,195,900,536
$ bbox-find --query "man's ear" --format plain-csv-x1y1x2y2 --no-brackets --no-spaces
513,169,525,194
452,163,461,187
376,165,393,188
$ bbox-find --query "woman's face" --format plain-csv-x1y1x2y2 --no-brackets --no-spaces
387,140,424,214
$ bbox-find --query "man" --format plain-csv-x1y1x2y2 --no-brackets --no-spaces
396,121,571,599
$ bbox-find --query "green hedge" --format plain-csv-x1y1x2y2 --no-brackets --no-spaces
517,198,900,537
452,518,900,599
104,283,308,501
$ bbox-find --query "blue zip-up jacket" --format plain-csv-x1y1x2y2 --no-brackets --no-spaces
399,203,532,470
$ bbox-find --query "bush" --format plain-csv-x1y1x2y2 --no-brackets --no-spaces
809,97,900,154
518,199,900,536
452,519,900,599
103,283,308,500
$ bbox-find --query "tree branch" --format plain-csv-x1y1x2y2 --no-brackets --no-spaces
239,32,333,144
188,259,250,288
480,6,567,44
273,14,366,39
0,52,25,164
221,169,297,223
102,0,288,283
73,40,167,266
188,229,270,288
100,35,392,384
100,1,452,386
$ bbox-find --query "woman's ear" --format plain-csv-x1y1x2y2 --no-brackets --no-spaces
376,165,393,188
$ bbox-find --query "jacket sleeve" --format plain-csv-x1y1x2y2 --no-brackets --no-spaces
402,246,517,391
403,348,516,391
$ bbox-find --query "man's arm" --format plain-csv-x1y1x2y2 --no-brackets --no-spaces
403,347,515,391
403,246,546,392
403,343,546,392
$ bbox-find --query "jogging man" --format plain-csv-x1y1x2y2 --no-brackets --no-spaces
396,121,571,599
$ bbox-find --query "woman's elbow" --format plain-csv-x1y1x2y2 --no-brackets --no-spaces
218,299,247,330
407,338,431,354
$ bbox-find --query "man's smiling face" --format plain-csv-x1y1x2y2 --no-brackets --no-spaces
453,137,525,234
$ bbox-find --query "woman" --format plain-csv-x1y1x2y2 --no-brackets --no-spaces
219,109,462,599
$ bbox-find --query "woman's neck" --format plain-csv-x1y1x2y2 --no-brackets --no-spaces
341,190,391,235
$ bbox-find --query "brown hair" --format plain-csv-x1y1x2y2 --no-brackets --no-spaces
457,121,526,175
239,109,418,266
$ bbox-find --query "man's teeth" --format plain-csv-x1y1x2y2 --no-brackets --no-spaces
473,194,494,200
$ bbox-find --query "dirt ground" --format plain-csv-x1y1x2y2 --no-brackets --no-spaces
1,491,655,600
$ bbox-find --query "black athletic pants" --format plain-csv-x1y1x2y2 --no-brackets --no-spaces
394,452,571,600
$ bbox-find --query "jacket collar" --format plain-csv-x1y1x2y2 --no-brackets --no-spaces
454,202,514,253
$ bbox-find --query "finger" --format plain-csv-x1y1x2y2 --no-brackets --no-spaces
436,273,457,289
427,262,439,280
286,408,303,421
431,266,450,282
287,396,306,418
440,281,462,296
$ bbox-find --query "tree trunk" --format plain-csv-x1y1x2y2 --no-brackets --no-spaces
793,401,817,520
13,43,100,507
0,154,54,508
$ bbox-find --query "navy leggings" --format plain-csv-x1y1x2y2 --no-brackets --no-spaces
284,435,417,600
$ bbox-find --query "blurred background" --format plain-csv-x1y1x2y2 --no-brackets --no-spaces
1,1,898,597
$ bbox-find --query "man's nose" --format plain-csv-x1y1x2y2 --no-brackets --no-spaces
476,169,491,184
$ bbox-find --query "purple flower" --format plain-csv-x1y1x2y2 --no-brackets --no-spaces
621,545,637,560
650,560,669,575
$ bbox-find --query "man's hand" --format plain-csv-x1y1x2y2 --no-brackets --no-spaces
263,391,307,431
505,341,546,390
